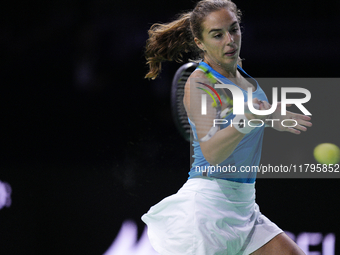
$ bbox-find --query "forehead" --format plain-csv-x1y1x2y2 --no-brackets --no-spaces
202,8,238,32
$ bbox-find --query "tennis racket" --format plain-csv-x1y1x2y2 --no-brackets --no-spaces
171,62,198,142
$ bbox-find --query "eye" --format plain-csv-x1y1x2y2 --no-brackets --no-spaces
213,33,222,39
231,27,239,34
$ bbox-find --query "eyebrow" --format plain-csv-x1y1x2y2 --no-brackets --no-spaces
208,21,238,34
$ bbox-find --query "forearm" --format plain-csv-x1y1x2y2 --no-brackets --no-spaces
200,125,245,165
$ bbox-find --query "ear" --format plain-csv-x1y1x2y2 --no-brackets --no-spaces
194,37,204,51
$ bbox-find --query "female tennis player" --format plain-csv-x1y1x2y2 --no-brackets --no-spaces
142,0,312,254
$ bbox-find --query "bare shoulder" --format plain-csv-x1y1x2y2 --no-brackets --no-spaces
184,68,206,93
183,69,206,112
189,68,206,79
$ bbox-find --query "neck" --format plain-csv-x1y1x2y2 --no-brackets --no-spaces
203,57,238,78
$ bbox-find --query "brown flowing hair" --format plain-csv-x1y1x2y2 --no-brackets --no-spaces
144,0,242,80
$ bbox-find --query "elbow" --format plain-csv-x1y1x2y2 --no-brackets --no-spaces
199,138,237,165
203,151,231,166
204,154,218,165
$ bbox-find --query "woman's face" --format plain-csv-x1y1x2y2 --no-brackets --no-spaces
196,8,241,69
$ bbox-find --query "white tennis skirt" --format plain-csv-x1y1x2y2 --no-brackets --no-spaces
141,177,283,255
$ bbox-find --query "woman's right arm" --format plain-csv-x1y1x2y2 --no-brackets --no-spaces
183,70,247,165
183,70,269,165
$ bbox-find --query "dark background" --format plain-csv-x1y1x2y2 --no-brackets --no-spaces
1,0,340,254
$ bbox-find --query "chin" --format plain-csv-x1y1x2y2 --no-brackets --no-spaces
222,57,238,65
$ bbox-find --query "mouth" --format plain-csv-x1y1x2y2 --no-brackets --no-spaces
224,49,237,57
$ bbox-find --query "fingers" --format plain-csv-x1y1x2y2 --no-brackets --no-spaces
259,100,271,110
287,111,312,128
251,98,271,111
292,123,307,133
286,116,312,134
297,119,312,129
292,114,312,129
287,127,301,135
250,98,260,110
294,113,311,121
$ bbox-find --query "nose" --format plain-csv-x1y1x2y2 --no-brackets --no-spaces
226,32,234,45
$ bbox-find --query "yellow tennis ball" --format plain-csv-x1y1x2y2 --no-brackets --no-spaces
313,143,340,165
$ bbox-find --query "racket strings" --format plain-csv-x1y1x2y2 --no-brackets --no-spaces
177,71,194,135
